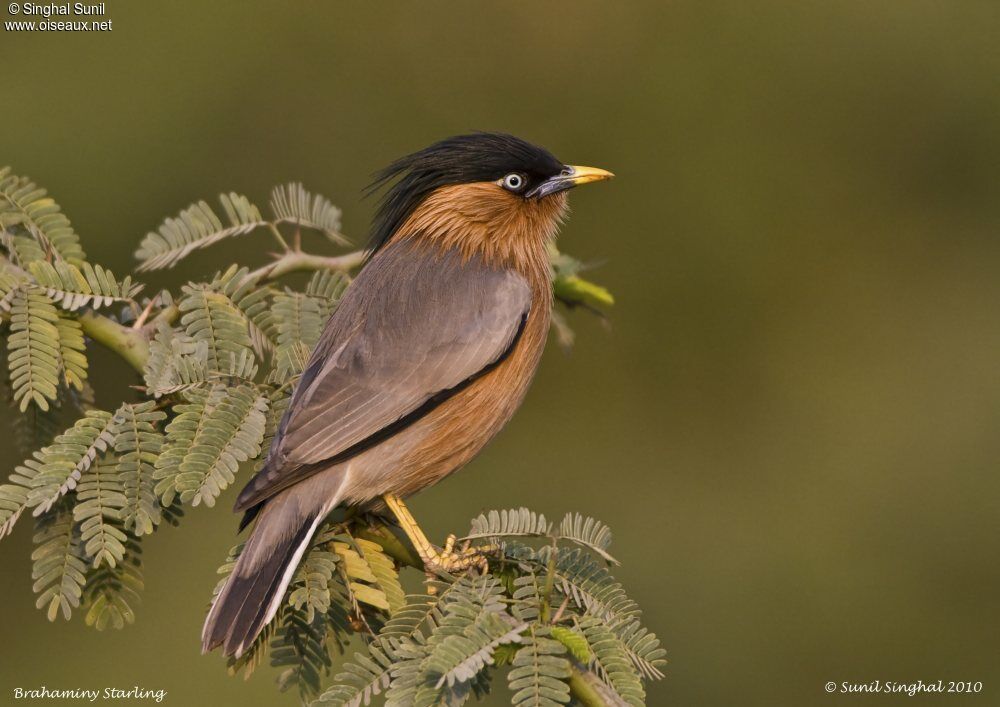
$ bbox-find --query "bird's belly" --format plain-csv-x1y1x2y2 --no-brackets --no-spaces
338,307,549,504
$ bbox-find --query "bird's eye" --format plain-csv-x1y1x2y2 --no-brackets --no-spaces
502,173,525,191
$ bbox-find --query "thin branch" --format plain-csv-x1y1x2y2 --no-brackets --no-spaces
131,295,159,329
245,248,366,284
266,223,291,252
143,303,180,334
568,659,630,707
77,310,150,373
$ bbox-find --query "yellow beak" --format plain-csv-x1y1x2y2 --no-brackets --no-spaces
564,165,616,187
526,164,615,198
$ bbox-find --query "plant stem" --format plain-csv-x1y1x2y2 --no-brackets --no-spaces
246,249,366,283
266,223,291,252
568,659,630,707
77,310,150,373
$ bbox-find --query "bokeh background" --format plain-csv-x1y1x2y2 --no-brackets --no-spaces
2,2,1000,705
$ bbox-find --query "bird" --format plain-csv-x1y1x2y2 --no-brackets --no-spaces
201,132,613,657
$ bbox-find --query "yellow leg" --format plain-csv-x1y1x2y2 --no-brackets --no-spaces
382,494,489,576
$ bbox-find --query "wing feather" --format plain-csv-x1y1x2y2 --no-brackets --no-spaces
234,240,532,511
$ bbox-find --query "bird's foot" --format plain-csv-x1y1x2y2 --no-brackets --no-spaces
379,494,496,594
422,535,496,590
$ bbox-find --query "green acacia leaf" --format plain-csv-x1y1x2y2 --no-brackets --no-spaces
0,167,86,265
134,193,264,271
7,286,61,411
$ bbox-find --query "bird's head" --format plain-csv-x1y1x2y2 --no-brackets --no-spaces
368,133,613,265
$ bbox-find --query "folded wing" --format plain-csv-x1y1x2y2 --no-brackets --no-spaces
234,240,532,511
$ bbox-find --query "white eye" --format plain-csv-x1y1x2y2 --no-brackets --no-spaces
502,173,525,191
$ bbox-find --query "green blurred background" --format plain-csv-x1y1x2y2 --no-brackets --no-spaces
2,1,1000,705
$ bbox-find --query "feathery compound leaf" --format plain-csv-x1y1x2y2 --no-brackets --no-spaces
210,265,278,358
558,513,617,564
19,409,115,518
412,578,512,704
30,503,87,621
26,260,143,311
314,587,464,706
272,288,325,377
578,617,645,706
214,347,260,383
74,455,128,568
288,549,339,622
357,538,406,615
83,532,144,630
55,309,87,391
463,508,553,542
386,574,509,706
3,232,47,265
510,573,544,623
142,323,208,397
0,483,29,539
549,626,593,664
153,384,267,507
303,268,349,333
111,402,166,536
612,619,667,681
269,183,347,244
134,193,264,271
305,269,349,309
332,537,404,614
376,572,495,646
6,392,66,459
0,261,30,311
0,167,86,265
313,642,396,707
272,606,334,701
507,626,572,707
7,287,61,411
272,340,312,381
378,594,440,642
178,283,255,373
426,612,526,690
547,548,640,627
383,639,429,707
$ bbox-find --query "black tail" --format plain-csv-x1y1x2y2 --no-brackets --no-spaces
201,507,319,657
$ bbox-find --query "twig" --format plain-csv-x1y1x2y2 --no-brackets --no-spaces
131,295,159,329
551,594,571,625
77,309,151,373
568,659,630,707
266,223,291,252
245,249,366,284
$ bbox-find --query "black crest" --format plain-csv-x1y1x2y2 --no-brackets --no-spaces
366,133,565,254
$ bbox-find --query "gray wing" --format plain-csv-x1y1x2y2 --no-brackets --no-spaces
234,239,532,511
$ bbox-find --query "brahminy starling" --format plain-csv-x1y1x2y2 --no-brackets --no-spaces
202,132,613,656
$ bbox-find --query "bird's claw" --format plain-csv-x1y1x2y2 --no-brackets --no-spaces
422,534,496,590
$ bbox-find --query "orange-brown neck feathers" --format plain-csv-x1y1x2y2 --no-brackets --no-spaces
392,183,568,271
